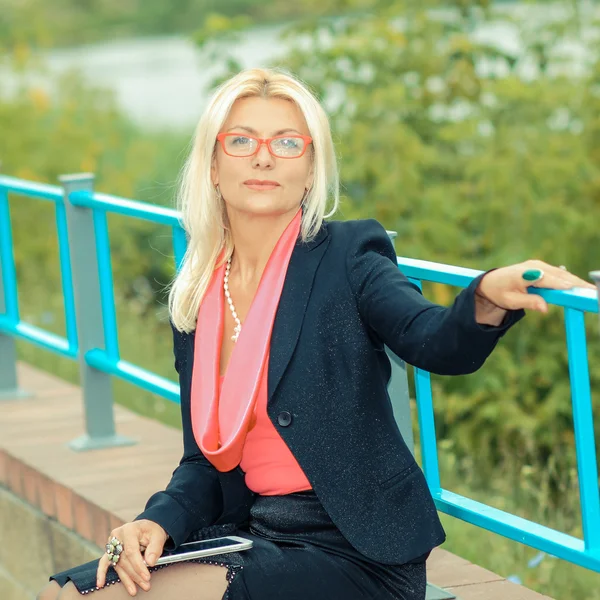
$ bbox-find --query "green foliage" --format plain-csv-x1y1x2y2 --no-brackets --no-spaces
1,55,188,303
1,50,190,422
0,55,190,431
0,0,339,50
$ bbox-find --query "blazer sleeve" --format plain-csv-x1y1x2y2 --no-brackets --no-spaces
135,320,223,549
346,219,526,375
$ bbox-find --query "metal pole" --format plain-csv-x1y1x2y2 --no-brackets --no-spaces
0,181,31,400
0,274,20,400
384,230,415,453
60,173,135,451
385,230,456,600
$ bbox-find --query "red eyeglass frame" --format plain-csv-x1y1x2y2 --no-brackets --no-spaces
216,133,313,158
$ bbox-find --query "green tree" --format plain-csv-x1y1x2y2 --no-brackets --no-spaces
0,0,338,49
0,53,189,321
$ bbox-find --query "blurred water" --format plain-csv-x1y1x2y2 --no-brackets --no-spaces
35,25,287,131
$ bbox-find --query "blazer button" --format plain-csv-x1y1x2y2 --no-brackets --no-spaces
277,411,292,427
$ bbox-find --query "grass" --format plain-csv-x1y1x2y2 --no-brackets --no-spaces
434,443,599,598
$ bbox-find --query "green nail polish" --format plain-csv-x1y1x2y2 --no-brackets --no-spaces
522,269,543,282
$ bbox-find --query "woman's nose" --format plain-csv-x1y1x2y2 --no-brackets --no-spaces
252,142,274,167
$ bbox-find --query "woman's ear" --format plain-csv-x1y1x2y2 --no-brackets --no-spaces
211,153,219,186
305,165,314,191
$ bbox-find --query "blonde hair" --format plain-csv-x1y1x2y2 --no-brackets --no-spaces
168,67,340,333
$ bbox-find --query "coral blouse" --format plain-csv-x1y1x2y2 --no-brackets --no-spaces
190,209,312,496
219,374,311,495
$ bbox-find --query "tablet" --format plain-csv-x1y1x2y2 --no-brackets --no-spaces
154,536,253,566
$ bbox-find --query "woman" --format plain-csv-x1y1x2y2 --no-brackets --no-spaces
38,68,594,600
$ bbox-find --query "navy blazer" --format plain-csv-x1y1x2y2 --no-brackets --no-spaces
136,218,525,565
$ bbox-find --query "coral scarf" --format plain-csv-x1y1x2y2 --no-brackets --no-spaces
190,208,302,472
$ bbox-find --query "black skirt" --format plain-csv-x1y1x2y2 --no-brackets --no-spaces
50,491,427,599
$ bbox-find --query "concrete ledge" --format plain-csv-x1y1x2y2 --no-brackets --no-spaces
0,487,100,599
0,362,554,600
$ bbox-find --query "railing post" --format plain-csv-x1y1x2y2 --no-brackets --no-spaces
385,230,456,600
384,230,415,454
0,179,32,400
60,173,135,451
0,278,19,399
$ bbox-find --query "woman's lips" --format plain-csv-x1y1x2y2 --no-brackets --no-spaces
244,180,280,191
244,183,279,190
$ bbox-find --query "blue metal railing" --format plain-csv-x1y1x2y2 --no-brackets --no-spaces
0,175,181,405
0,177,78,357
0,174,598,574
399,259,600,573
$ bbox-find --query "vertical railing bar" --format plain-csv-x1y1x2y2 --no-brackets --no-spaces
0,184,31,398
385,232,417,459
408,276,442,491
0,187,20,319
386,350,416,454
93,209,119,361
414,368,441,490
564,307,600,551
61,173,134,450
172,224,187,274
55,197,79,353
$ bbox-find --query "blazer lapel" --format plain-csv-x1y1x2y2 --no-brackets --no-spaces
267,224,329,404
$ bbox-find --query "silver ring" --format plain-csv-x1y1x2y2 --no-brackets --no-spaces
106,536,123,567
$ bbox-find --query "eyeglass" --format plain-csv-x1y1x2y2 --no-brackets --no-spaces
216,133,313,159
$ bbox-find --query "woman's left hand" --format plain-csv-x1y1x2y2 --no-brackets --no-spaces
476,259,597,315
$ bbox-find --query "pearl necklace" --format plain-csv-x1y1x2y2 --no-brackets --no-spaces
224,257,242,342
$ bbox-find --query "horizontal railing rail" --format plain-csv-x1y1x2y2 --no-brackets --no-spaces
0,174,598,575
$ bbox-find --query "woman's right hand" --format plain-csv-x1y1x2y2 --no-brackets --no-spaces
96,519,169,596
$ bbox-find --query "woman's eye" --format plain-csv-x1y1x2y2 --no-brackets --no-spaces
232,136,250,145
279,138,298,147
